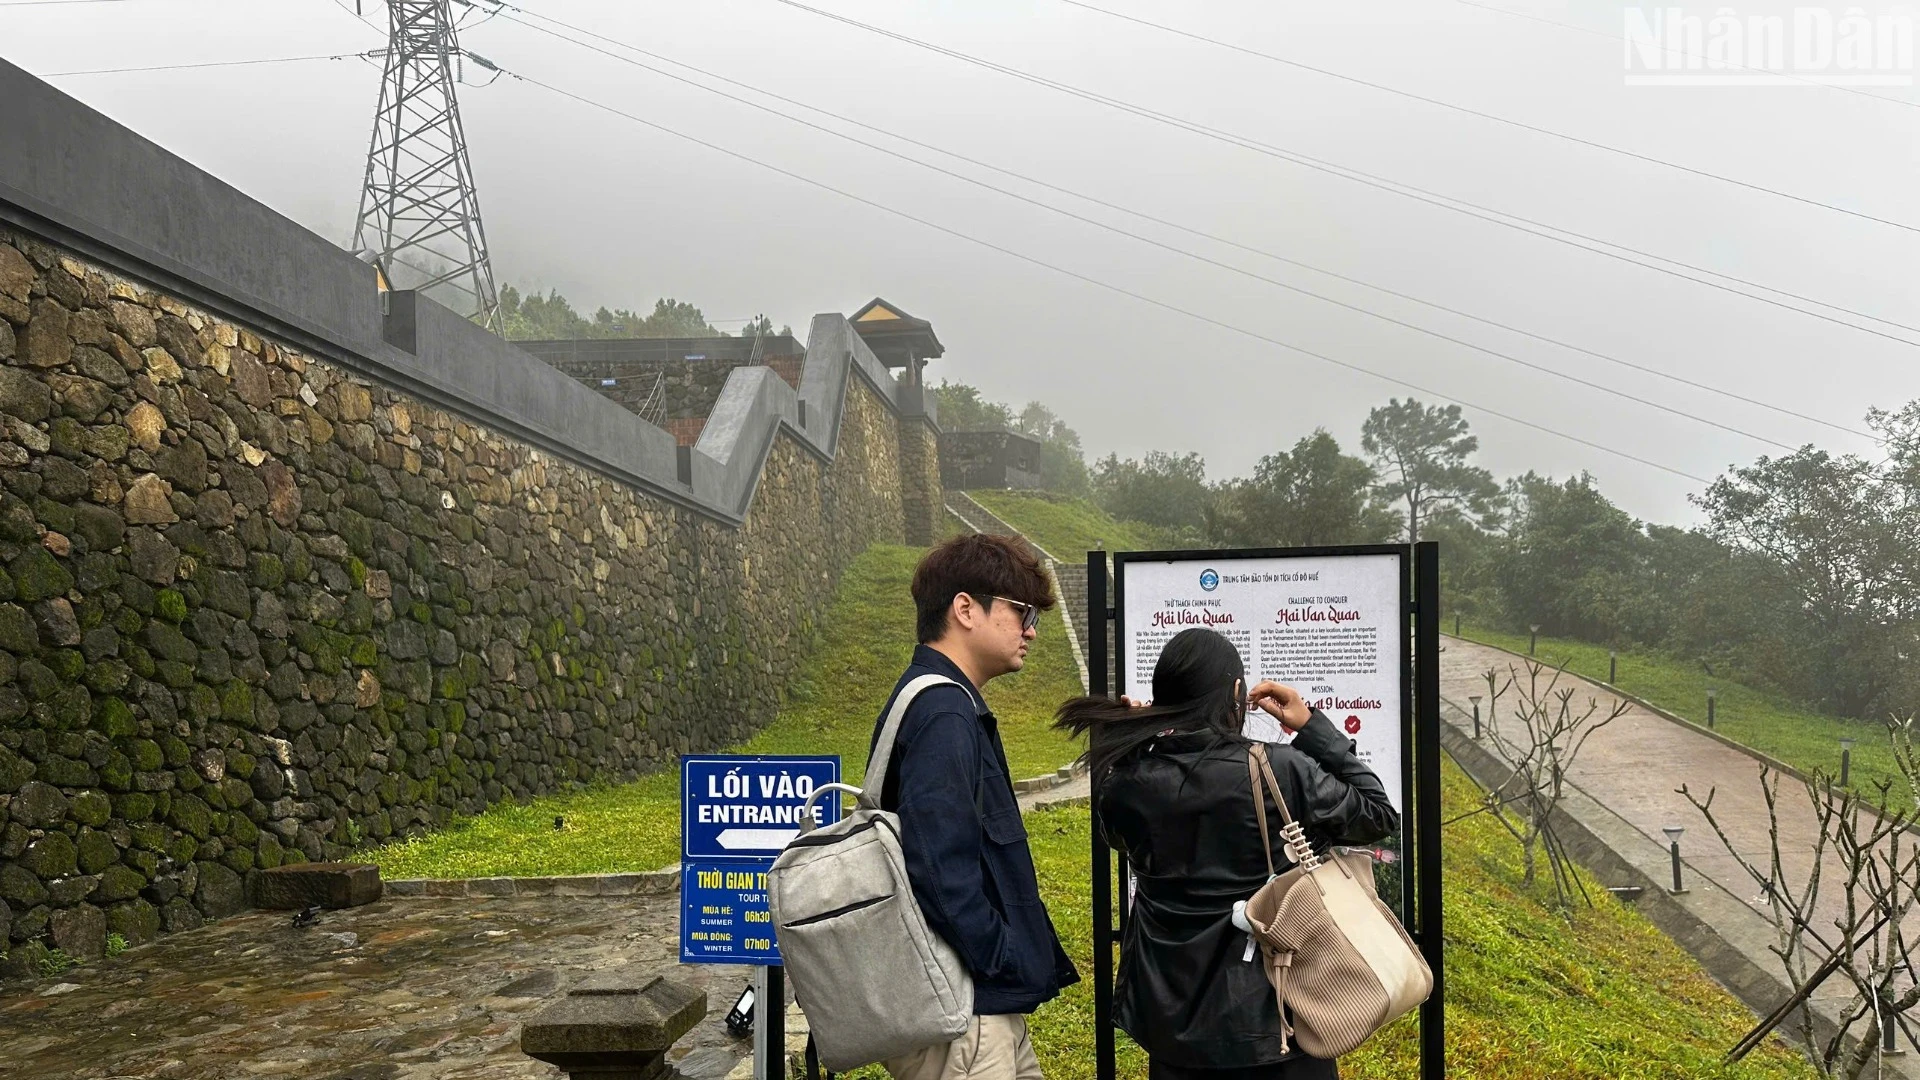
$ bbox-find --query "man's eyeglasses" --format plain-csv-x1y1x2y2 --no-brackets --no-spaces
987,595,1042,633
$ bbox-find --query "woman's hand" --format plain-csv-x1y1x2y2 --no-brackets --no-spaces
1248,681,1312,732
1119,695,1152,709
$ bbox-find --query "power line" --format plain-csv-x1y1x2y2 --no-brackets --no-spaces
488,0,1878,442
1052,0,1920,234
0,0,135,6
328,0,385,35
485,4,1828,452
765,0,1920,347
475,54,1714,485
1449,0,1920,110
43,51,372,77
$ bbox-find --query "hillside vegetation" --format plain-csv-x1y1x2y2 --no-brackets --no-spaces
957,377,1920,742
1458,620,1899,794
967,490,1183,559
979,488,1893,806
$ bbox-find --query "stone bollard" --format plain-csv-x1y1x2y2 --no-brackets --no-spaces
253,863,383,909
520,970,706,1080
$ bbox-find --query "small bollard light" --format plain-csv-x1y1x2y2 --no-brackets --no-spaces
725,983,756,1036
1469,694,1483,739
1454,613,1461,636
1609,650,1617,684
1663,826,1687,893
1707,689,1717,730
1529,625,1540,655
1884,1008,1903,1056
1841,737,1857,786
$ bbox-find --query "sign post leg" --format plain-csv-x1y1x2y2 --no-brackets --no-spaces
1415,542,1445,1080
1088,551,1115,1080
754,965,786,1080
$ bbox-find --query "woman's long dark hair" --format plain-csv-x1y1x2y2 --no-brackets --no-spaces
1053,627,1249,785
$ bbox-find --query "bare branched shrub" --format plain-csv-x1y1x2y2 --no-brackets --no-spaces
1682,718,1920,1078
1476,660,1630,908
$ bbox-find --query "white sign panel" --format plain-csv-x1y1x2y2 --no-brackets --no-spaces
1118,553,1405,814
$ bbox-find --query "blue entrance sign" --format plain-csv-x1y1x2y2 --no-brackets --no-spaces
680,754,840,965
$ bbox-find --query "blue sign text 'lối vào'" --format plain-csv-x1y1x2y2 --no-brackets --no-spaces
680,755,840,965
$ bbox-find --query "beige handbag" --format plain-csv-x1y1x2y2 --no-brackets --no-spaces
1241,743,1432,1058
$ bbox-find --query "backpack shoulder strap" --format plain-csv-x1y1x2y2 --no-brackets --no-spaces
863,674,961,810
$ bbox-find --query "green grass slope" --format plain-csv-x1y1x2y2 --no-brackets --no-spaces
966,490,1181,560
362,544,1082,878
1457,621,1898,793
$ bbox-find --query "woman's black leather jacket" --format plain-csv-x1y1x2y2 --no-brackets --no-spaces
1097,710,1400,1067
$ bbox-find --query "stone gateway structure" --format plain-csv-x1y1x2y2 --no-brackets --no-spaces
0,60,943,973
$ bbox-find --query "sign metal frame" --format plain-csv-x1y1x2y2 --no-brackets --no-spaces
1087,542,1443,1080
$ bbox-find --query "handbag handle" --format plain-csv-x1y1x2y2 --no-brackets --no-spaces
1249,747,1276,878
1249,743,1319,872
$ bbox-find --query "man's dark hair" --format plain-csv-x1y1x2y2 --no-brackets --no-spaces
913,533,1056,644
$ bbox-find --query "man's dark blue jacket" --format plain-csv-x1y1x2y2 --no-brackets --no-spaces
869,645,1079,1015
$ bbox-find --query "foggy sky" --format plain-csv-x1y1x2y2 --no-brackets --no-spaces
6,0,1917,530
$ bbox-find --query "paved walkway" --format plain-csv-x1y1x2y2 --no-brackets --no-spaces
0,751,1089,1080
1442,637,1914,1032
0,892,764,1080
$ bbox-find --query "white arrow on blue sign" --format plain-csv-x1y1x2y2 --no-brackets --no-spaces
715,828,801,851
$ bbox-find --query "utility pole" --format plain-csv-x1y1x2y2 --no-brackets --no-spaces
353,0,502,333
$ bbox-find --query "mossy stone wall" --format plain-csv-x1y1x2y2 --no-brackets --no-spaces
0,229,924,973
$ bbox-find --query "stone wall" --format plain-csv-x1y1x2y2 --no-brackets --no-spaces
897,417,942,546
0,229,921,974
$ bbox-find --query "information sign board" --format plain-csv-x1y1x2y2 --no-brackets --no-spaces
1117,551,1408,813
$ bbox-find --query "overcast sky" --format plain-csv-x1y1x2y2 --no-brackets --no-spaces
6,0,1918,528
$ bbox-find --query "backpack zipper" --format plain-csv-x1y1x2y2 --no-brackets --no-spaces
780,893,890,928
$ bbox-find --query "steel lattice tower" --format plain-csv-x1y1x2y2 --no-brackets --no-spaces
352,0,501,333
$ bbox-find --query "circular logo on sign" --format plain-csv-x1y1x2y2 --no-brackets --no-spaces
1345,715,1363,734
1199,568,1220,592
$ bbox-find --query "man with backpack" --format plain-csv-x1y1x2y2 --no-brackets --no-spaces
870,533,1080,1080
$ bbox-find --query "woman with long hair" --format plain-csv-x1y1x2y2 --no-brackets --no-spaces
1054,627,1399,1080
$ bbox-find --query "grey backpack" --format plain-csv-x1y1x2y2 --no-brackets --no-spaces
767,674,975,1071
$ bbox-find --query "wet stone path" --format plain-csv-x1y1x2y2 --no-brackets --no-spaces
0,893,764,1080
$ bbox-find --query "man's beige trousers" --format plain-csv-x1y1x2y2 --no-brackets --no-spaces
882,1015,1042,1080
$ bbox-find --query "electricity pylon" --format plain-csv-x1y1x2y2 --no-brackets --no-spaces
352,0,502,333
